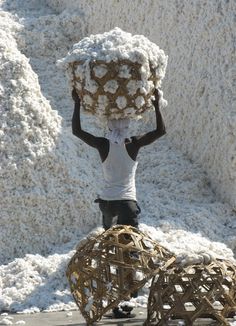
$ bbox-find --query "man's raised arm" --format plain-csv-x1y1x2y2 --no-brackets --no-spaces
134,89,166,148
72,89,102,148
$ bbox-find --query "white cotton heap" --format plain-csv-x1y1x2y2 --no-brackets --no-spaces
175,252,214,267
58,27,168,120
0,12,99,265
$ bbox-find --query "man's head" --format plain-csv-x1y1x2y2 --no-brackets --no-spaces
107,118,130,144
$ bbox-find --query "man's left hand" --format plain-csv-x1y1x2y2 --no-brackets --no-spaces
153,88,160,103
72,88,80,103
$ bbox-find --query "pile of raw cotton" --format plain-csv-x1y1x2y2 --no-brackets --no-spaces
58,27,168,120
0,18,99,264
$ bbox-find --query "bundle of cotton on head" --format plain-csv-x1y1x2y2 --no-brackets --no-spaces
58,27,168,121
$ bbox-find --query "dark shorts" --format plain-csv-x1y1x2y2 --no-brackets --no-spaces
95,198,141,230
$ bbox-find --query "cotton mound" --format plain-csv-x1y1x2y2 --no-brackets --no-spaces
58,27,168,120
0,17,98,264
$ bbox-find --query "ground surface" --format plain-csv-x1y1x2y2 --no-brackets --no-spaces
1,309,236,326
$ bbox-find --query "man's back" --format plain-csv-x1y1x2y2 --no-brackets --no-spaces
101,141,138,201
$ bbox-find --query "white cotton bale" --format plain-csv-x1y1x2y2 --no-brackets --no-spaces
58,28,168,120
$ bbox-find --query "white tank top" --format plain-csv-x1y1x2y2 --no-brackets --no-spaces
100,142,138,201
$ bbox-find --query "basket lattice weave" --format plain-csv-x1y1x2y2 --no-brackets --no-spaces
145,259,236,326
66,225,175,324
71,59,159,119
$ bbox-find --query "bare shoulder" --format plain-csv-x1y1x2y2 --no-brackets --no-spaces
98,136,109,143
129,135,142,147
129,129,165,148
125,136,140,161
96,136,109,148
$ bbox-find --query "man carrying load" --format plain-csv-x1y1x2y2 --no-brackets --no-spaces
71,88,166,318
62,27,168,319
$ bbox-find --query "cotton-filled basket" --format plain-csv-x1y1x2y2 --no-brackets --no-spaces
59,27,168,120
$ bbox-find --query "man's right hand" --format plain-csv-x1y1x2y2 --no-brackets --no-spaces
72,88,80,103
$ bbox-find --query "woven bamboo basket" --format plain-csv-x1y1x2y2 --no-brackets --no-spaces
66,225,175,324
71,59,161,120
145,259,236,326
